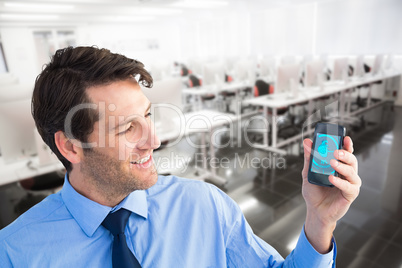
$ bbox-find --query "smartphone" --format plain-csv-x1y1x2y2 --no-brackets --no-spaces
308,122,346,187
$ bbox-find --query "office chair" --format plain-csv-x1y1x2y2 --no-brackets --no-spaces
254,79,274,97
187,74,216,111
275,70,308,127
19,171,64,192
353,63,382,110
188,74,201,87
314,64,355,119
252,80,299,141
218,74,237,113
175,62,192,77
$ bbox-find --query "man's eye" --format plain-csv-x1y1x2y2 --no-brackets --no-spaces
126,125,134,132
119,125,134,135
145,112,152,117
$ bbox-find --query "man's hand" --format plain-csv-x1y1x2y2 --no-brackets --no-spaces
301,136,361,253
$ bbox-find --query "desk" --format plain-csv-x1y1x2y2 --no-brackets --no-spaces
182,81,253,115
0,110,238,187
242,71,401,154
154,110,239,185
0,156,64,187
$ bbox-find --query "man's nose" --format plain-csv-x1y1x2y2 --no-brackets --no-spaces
137,119,161,150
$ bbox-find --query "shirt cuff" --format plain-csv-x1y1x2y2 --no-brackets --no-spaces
292,225,337,267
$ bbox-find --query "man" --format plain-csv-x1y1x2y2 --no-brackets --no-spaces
0,46,361,267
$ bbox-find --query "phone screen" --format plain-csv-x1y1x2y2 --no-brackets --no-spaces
310,133,341,175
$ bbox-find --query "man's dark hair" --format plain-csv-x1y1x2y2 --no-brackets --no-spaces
32,46,153,173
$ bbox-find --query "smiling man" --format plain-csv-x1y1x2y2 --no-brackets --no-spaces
0,46,361,267
67,79,160,206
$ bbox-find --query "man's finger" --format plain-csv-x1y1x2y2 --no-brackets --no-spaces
330,160,361,186
329,175,360,202
343,136,354,154
302,139,313,180
333,149,358,172
303,139,313,168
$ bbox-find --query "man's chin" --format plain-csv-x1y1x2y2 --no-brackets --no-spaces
132,168,158,191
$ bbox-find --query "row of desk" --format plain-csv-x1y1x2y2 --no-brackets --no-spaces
242,71,401,154
180,70,400,156
0,71,400,187
155,70,400,183
0,156,64,187
182,80,254,115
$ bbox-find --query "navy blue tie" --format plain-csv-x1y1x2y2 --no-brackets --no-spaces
102,208,142,268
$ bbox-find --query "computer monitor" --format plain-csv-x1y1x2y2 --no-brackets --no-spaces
234,59,256,83
150,61,173,81
305,60,324,87
275,64,300,95
202,62,225,86
280,55,296,66
383,54,394,70
187,58,204,76
224,57,239,74
0,98,37,163
371,55,384,75
302,55,314,69
142,78,183,136
259,56,276,80
354,55,365,77
331,58,348,81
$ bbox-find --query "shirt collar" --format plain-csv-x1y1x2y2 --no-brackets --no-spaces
61,174,148,237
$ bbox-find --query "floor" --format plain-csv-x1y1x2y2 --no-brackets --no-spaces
0,102,401,268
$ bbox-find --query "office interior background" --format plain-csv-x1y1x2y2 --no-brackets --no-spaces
0,0,402,267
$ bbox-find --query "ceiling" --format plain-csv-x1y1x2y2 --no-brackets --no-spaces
0,0,331,27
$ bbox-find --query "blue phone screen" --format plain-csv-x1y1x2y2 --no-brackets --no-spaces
311,133,341,175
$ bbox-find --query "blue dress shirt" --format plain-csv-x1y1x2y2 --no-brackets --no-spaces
0,175,336,267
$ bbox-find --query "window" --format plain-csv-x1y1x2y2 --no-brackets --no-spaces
33,30,76,71
0,35,9,73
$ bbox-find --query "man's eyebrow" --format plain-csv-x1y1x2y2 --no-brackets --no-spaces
112,102,152,131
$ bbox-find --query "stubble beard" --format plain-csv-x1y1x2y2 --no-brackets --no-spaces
80,148,158,202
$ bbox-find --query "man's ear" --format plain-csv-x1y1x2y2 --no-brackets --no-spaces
54,131,83,164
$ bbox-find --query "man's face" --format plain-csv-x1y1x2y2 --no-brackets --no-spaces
80,78,161,196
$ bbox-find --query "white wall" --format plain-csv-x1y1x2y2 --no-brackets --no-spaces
176,10,251,61
249,4,315,56
1,0,402,85
316,0,402,55
0,28,39,84
244,0,402,57
175,0,402,59
75,22,181,69
0,22,182,83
